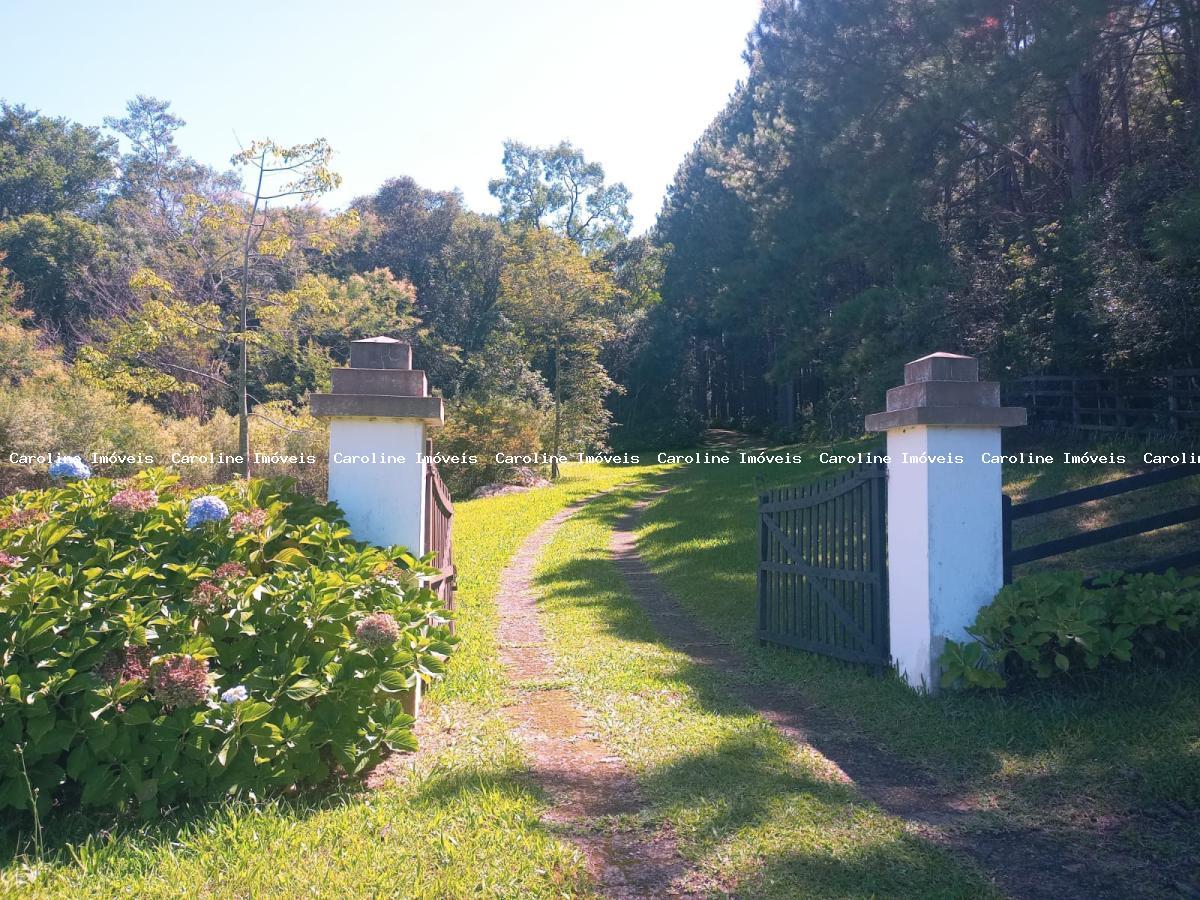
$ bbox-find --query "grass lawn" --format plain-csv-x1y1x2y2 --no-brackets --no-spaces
0,462,661,898
635,439,1200,891
533,485,995,898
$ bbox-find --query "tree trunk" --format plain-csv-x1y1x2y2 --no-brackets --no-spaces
1065,65,1100,198
777,377,795,429
1179,0,1200,138
237,151,267,479
550,343,562,479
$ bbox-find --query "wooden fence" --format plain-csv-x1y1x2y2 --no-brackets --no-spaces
1004,371,1200,435
1003,464,1200,583
424,439,456,618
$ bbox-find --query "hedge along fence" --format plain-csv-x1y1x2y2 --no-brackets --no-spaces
0,466,456,818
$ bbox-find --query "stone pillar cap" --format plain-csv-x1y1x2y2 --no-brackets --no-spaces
310,336,443,425
350,336,412,370
864,352,1026,431
905,352,978,384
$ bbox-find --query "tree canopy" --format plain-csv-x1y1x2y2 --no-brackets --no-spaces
618,0,1200,443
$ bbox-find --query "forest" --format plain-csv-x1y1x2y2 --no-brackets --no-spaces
3,0,1200,492
632,0,1200,441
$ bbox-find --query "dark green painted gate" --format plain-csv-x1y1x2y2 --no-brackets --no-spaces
757,463,889,668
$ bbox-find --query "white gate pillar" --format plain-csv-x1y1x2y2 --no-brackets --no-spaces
865,353,1025,692
310,337,444,553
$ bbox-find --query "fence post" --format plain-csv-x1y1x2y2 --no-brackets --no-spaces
1001,494,1013,585
310,337,444,553
865,352,1026,692
757,491,769,645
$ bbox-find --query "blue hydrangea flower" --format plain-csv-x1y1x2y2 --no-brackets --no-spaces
186,495,229,529
49,455,91,481
220,684,248,704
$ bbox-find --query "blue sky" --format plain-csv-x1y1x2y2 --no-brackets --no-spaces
1,0,761,232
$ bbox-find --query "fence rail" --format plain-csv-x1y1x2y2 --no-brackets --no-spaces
1005,371,1200,435
1003,463,1200,582
424,439,456,620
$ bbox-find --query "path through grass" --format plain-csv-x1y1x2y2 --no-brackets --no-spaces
0,462,661,898
533,485,995,898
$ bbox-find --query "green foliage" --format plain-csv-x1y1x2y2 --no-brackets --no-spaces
488,140,631,251
0,102,115,219
0,213,110,333
631,1,1200,441
252,269,420,403
0,471,456,817
439,394,551,496
940,571,1200,690
501,227,619,475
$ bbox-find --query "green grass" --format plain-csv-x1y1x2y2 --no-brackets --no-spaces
0,461,662,898
533,486,995,898
635,448,1200,885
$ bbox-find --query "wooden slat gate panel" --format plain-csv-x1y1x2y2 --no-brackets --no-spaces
424,439,456,627
757,463,889,668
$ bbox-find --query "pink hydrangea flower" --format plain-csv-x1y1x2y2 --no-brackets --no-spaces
0,552,22,569
0,509,47,530
213,562,248,581
190,581,225,610
108,488,158,513
230,508,268,534
376,563,404,583
149,655,211,709
356,612,401,648
97,645,152,685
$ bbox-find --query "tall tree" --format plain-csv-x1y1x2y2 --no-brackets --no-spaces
0,102,115,219
489,141,632,251
500,227,616,476
0,212,110,337
228,139,342,475
623,0,1200,442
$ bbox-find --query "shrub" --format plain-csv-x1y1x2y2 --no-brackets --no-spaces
0,469,456,818
940,570,1200,690
439,394,550,496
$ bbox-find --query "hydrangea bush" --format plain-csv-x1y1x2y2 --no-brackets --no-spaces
0,469,456,817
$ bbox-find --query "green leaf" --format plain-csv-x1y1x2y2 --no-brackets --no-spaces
270,547,308,567
284,678,323,700
377,670,411,692
236,701,272,723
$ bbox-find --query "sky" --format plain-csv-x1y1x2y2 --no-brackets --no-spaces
1,0,761,232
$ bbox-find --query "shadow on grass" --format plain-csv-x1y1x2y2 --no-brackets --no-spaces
590,454,1200,896
636,730,984,899
0,751,580,889
531,521,992,895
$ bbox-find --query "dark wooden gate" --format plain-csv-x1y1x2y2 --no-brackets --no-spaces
757,463,889,667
